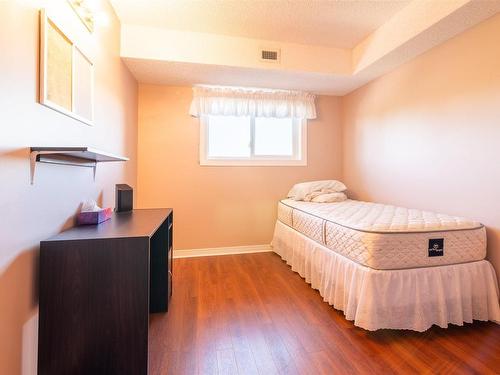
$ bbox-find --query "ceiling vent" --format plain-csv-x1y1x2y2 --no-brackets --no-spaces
260,48,280,63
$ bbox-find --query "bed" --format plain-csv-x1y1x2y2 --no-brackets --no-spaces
272,198,500,331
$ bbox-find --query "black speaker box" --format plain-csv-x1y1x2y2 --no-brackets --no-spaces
115,184,133,212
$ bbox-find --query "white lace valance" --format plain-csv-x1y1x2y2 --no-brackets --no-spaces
189,86,316,119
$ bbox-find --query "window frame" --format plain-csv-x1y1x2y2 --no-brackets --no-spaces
199,115,307,166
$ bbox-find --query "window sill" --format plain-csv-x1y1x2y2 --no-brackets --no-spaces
199,159,307,167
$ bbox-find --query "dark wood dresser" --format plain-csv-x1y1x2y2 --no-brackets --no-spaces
38,208,173,375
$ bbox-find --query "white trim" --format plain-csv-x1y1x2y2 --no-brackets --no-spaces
199,116,307,166
199,158,307,167
173,244,273,259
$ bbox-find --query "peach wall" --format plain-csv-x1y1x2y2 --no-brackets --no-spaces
137,86,341,249
342,13,500,281
0,1,137,374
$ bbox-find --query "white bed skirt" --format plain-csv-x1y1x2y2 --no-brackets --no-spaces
272,221,500,331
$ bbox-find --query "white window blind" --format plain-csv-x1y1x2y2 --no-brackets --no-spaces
189,85,316,119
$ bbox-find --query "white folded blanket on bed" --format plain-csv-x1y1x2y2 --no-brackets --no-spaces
304,190,347,203
288,180,347,202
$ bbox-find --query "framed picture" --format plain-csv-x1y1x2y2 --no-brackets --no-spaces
39,9,94,126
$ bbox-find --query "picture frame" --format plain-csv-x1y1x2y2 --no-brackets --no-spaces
39,9,94,126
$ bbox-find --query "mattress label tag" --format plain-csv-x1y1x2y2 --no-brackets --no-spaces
428,238,444,257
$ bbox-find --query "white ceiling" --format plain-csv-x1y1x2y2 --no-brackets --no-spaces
114,0,500,95
111,0,411,48
122,57,364,95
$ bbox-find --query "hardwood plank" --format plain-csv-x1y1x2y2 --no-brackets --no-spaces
217,349,238,375
176,350,198,375
309,350,354,374
196,348,218,375
149,252,500,375
285,346,321,375
233,349,259,375
261,323,300,374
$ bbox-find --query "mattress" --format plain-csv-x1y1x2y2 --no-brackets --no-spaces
272,220,500,331
277,199,486,270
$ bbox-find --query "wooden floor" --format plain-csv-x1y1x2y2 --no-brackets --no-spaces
149,252,500,375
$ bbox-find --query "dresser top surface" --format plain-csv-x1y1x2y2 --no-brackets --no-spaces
43,208,172,242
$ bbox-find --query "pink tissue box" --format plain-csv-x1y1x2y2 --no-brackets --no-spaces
77,208,112,225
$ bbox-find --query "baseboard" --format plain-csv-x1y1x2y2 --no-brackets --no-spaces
173,244,273,259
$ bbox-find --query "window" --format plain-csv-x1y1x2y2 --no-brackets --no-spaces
200,115,307,166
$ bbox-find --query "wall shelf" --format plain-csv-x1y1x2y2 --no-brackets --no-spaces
30,147,129,184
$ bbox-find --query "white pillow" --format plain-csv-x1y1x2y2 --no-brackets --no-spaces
287,180,347,201
311,192,347,203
